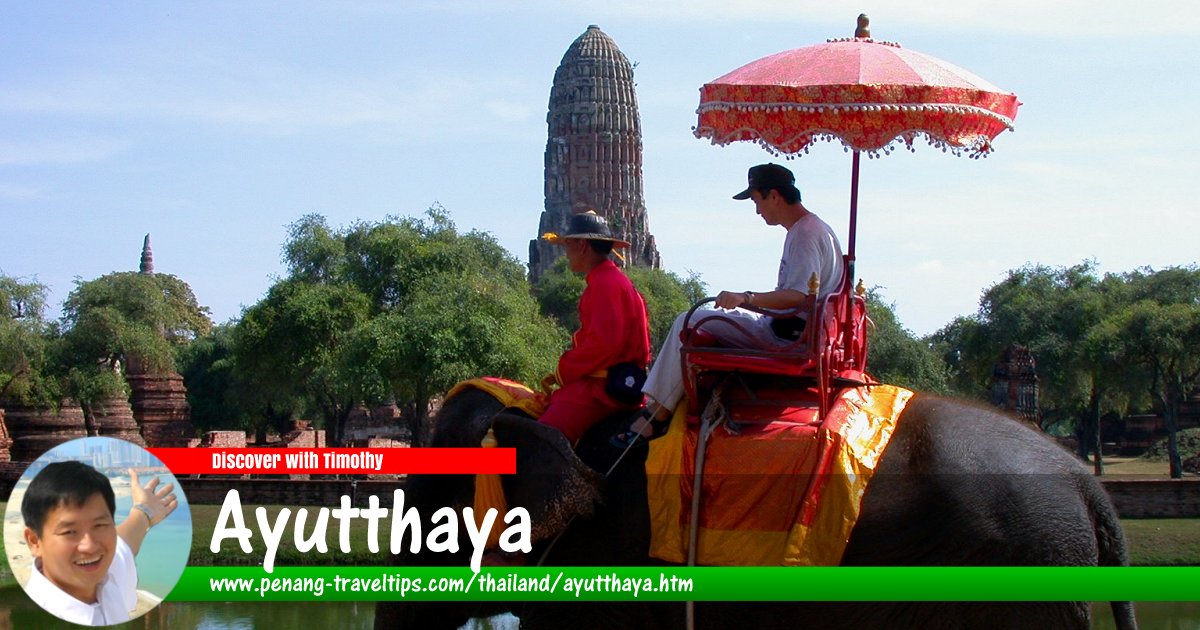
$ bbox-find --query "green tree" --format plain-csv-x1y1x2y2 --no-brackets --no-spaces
532,257,584,330
177,324,299,441
626,266,707,351
235,280,371,445
233,207,564,445
927,315,989,398
0,275,59,406
938,262,1128,467
56,271,212,433
864,290,950,394
341,270,561,444
1094,267,1200,478
60,272,212,374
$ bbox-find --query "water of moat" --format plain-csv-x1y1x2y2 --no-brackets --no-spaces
0,592,1194,629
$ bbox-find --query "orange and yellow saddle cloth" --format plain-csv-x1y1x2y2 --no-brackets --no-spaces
646,384,913,566
446,377,549,418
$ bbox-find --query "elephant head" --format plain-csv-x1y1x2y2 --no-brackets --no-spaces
375,387,648,630
406,388,606,555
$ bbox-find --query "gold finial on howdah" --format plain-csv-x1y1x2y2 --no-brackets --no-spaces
855,14,871,39
856,279,867,296
808,272,821,295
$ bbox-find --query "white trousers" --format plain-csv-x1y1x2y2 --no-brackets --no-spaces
642,307,792,412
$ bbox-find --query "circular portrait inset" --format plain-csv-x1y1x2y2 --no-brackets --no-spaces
3,436,191,626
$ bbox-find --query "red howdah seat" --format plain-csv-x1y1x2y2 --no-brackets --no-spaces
679,257,870,416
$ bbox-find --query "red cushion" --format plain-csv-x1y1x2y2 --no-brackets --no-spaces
686,350,816,377
686,329,720,347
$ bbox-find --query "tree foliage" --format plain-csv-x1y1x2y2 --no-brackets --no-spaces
932,263,1114,427
626,266,707,351
926,315,987,398
60,272,212,375
0,275,59,405
932,262,1200,473
53,271,212,430
1091,267,1200,478
234,280,372,444
230,208,564,445
532,257,585,331
864,290,950,394
178,324,296,441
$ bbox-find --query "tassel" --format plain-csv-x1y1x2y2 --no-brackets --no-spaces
473,427,507,549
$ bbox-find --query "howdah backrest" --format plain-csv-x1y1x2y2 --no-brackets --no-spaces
678,255,868,415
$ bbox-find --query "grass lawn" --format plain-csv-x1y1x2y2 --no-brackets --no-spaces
1120,518,1200,566
1089,454,1199,479
1094,456,1178,478
0,541,12,589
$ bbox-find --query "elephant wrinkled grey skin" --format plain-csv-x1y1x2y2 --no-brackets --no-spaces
375,388,1138,630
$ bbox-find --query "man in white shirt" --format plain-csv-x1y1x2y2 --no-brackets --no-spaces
613,163,844,446
21,460,178,626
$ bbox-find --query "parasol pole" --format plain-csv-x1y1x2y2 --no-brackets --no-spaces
840,150,860,373
848,150,860,263
846,14,866,274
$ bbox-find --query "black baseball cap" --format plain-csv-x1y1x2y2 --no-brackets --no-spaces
732,163,801,200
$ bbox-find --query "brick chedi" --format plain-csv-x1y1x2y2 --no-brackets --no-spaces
90,394,146,446
3,401,87,462
126,369,194,447
529,25,661,281
0,408,11,461
990,343,1039,424
139,233,155,274
124,235,196,447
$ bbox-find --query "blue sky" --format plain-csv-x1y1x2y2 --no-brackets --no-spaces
2,1,1196,336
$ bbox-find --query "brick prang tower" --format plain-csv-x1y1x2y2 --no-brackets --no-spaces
529,25,661,282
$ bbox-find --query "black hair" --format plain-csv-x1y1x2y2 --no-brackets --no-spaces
760,185,802,205
587,239,615,256
21,461,116,535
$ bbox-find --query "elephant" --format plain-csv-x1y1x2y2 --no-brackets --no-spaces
375,387,1138,630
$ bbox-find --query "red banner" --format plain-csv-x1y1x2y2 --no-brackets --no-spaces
146,447,515,475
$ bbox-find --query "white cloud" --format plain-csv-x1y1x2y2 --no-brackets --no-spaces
913,259,945,274
0,70,545,141
485,99,533,122
0,183,41,200
415,0,1200,37
0,138,127,166
1006,160,1097,184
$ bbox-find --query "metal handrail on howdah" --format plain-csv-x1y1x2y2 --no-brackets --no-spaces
679,272,823,356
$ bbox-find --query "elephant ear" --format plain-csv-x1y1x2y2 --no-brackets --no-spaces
490,413,605,543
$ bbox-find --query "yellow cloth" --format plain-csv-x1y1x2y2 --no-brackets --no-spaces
645,384,913,566
445,377,549,418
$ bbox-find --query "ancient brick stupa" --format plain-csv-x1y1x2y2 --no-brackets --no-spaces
3,401,88,462
125,234,195,447
528,25,661,281
0,408,12,462
990,343,1039,423
91,392,146,446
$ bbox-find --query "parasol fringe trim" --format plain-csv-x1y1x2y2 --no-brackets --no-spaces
697,101,1015,131
692,125,1001,159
